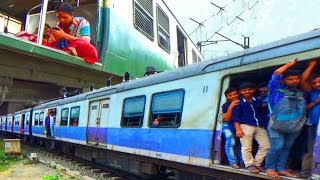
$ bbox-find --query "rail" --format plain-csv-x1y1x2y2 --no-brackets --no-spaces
36,0,49,45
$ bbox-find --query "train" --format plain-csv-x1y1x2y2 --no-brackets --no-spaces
2,29,320,179
0,0,203,77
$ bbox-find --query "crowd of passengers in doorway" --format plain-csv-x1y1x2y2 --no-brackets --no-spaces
14,2,98,64
220,58,320,179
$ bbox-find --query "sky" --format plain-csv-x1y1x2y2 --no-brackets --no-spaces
164,0,319,60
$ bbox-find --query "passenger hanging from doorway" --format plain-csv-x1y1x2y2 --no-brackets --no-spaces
231,82,270,174
50,110,56,138
221,87,243,169
50,2,98,64
265,58,306,179
45,110,51,138
300,59,320,172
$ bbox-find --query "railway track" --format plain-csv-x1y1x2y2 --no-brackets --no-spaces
20,142,143,180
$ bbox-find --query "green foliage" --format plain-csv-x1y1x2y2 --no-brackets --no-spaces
0,140,20,171
42,172,63,180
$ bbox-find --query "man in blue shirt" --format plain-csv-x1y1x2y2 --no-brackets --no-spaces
300,60,320,155
231,82,270,173
221,87,241,168
265,58,302,179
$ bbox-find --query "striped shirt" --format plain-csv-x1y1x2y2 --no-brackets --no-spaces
57,17,91,41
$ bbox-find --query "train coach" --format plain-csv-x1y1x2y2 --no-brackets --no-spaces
3,29,320,179
12,109,30,135
1,0,204,78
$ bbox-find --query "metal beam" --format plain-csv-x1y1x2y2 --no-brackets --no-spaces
37,0,49,44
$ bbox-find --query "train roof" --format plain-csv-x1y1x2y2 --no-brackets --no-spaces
32,29,320,109
203,29,320,72
13,108,32,115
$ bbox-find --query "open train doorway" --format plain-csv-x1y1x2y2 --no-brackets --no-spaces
177,28,187,67
21,114,25,134
87,98,110,146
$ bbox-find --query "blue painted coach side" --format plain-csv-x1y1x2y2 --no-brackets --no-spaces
55,126,87,141
107,128,213,159
24,126,30,135
32,126,45,136
13,125,20,133
32,126,213,160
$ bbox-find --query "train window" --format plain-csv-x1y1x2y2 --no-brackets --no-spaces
60,108,69,126
0,15,22,34
156,5,170,53
134,0,154,41
39,112,44,126
70,106,80,126
121,96,146,127
34,113,39,126
92,105,97,110
149,90,184,128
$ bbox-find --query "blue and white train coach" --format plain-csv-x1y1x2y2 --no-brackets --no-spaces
3,29,320,179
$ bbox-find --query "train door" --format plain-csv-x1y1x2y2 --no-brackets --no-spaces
21,114,25,133
87,99,110,145
5,118,7,131
11,116,14,131
212,77,231,164
177,28,187,67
